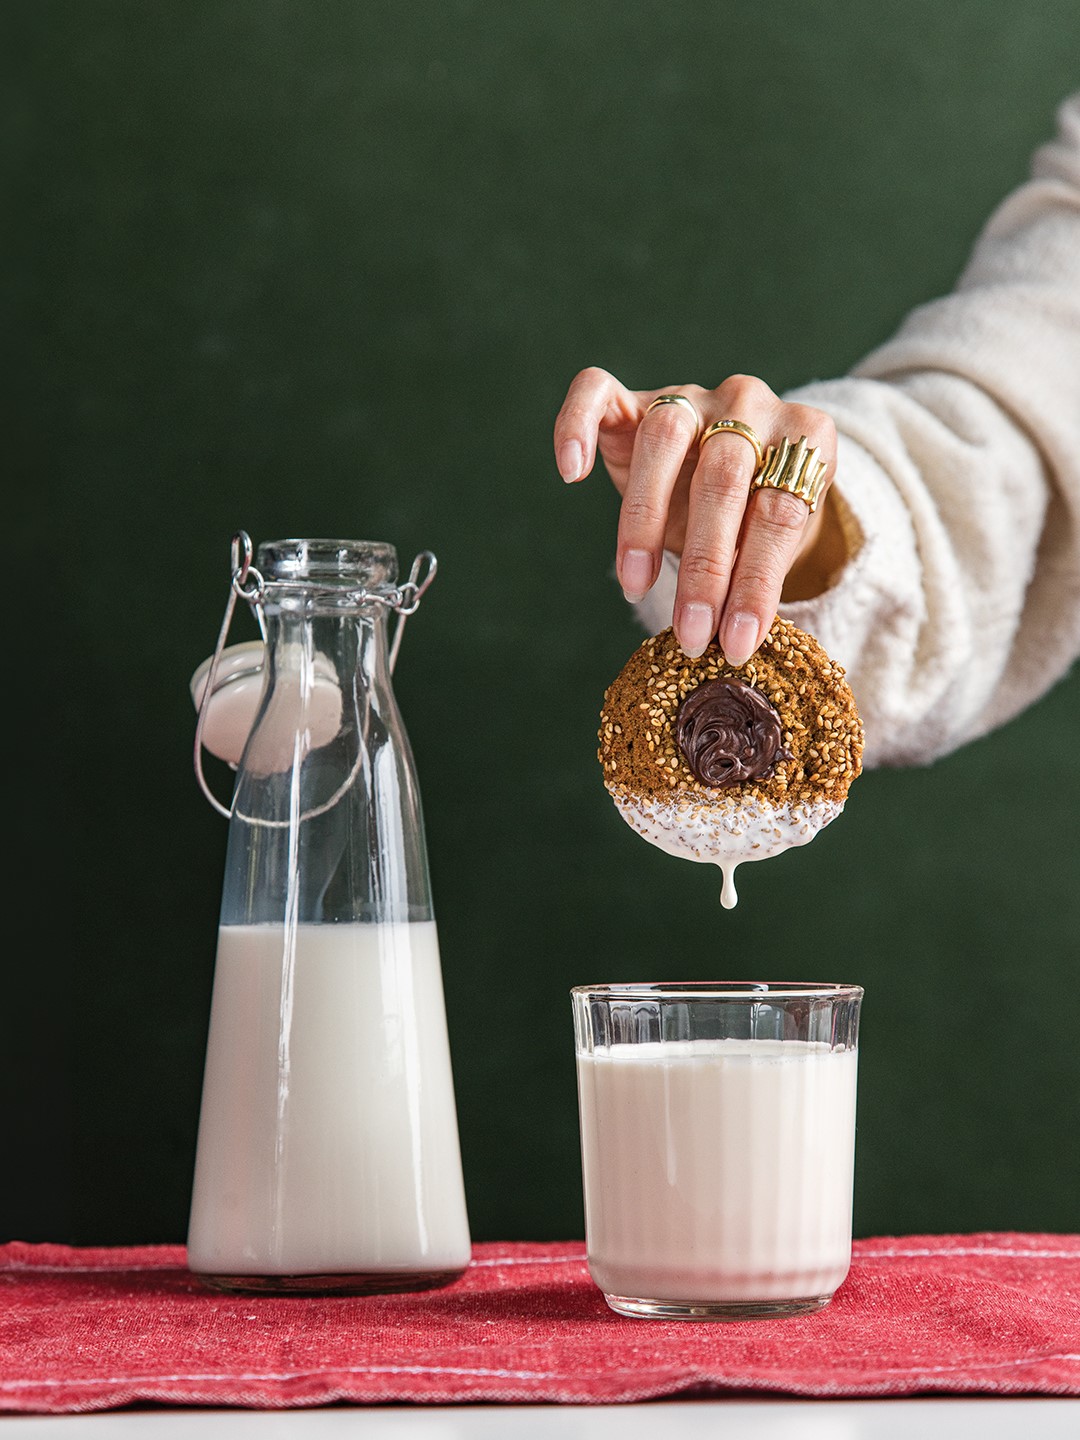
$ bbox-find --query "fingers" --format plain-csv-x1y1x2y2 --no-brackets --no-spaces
717,487,816,664
672,378,774,657
556,366,838,669
674,390,836,662
616,387,703,602
554,367,640,484
719,412,837,663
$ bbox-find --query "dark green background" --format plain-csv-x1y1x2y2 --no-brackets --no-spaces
8,1,1079,1245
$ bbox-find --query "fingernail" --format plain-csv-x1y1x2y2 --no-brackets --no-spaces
676,602,715,658
620,549,654,603
721,612,760,668
558,439,584,483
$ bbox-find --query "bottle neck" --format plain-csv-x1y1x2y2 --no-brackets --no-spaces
252,539,405,690
262,601,391,694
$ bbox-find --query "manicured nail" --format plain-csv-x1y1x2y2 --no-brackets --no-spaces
721,612,760,668
676,602,715,658
558,439,584,483
620,549,654,603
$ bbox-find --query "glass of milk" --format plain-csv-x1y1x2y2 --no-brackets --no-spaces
572,982,862,1320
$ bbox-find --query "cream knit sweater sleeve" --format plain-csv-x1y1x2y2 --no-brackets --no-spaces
635,94,1080,768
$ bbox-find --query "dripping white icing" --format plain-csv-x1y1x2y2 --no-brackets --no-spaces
613,794,843,909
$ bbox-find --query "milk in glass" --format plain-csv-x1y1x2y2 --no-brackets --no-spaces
577,1038,857,1303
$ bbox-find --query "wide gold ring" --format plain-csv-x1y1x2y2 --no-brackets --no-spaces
644,393,702,443
698,418,764,475
753,436,829,513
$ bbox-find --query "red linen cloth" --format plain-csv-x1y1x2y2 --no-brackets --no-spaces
1,1235,1079,1412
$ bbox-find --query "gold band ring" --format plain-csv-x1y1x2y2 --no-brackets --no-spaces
644,392,702,442
753,436,829,513
699,418,764,474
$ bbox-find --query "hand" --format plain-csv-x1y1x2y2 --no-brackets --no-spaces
554,368,839,664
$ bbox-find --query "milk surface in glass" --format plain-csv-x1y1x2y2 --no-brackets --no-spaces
577,1037,858,1304
187,920,471,1279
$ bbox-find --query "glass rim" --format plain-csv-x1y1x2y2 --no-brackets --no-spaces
571,982,863,1002
257,538,399,584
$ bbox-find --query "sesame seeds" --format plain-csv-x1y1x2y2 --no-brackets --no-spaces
597,619,863,815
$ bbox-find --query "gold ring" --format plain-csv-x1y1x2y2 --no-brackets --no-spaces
753,436,829,513
644,393,702,442
698,419,764,474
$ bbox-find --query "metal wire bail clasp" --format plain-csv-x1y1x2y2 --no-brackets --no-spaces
388,549,437,671
229,530,266,609
193,531,267,819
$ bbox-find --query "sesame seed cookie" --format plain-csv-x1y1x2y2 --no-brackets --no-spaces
598,619,863,905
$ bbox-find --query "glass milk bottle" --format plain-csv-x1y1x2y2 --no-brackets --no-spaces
188,535,471,1294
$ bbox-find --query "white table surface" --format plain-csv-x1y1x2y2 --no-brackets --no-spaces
3,1401,1078,1437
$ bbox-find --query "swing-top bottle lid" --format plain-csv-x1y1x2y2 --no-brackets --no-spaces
190,641,267,767
191,641,343,770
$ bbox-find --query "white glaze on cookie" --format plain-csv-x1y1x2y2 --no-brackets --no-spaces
613,793,844,908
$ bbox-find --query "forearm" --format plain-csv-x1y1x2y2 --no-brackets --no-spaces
640,96,1080,768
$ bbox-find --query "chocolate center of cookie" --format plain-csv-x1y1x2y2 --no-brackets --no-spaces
674,678,791,788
